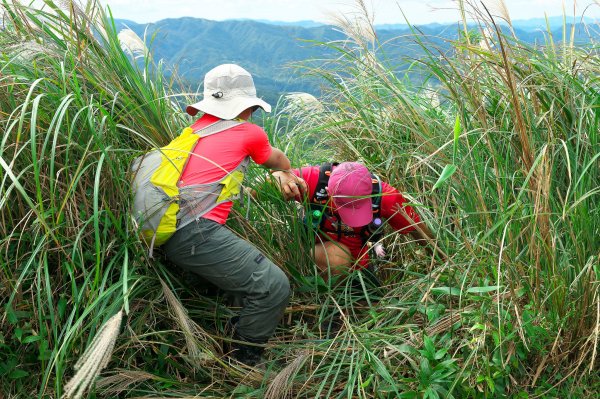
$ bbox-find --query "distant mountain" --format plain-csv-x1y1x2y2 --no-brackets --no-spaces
232,19,328,28
511,15,597,31
375,16,599,32
226,16,599,32
116,17,598,105
119,18,346,104
375,23,410,31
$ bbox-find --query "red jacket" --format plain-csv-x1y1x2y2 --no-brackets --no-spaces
293,165,420,268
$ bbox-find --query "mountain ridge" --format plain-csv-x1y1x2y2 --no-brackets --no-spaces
117,17,599,105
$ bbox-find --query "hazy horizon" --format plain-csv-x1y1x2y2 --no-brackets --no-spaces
98,0,600,26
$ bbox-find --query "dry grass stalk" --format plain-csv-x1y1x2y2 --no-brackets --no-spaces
326,0,376,50
57,0,84,16
478,27,495,52
489,20,535,178
589,289,599,374
531,147,553,288
130,397,221,399
481,0,512,27
160,280,220,367
531,328,562,386
6,40,51,62
118,28,148,60
283,92,324,115
62,310,123,399
264,352,309,399
96,370,158,395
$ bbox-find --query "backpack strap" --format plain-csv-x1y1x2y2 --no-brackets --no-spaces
176,119,244,184
193,119,244,138
312,162,338,205
370,173,382,216
308,162,337,232
359,173,383,243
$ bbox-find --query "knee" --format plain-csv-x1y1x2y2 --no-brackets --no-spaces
269,266,291,305
315,242,353,271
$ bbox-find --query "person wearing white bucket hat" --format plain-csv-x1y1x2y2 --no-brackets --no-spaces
186,63,272,120
164,64,307,367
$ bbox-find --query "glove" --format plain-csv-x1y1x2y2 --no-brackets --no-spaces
373,243,386,259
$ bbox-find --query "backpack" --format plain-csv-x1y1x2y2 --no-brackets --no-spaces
308,162,383,243
130,119,243,254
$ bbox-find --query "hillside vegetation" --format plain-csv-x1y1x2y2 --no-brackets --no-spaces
0,0,598,398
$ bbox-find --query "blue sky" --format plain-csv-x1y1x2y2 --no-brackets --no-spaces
98,0,600,25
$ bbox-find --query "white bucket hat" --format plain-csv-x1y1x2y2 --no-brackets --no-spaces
186,64,271,120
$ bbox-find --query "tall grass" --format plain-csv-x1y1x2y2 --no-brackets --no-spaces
1,0,598,398
261,0,599,396
0,0,194,396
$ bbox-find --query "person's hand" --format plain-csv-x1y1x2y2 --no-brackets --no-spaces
270,170,307,201
373,243,386,258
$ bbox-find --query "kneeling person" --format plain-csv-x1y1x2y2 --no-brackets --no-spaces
272,162,437,278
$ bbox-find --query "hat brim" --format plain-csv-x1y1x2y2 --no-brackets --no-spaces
335,198,373,228
186,96,271,120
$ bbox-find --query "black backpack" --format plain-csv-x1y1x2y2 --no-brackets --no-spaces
307,162,383,242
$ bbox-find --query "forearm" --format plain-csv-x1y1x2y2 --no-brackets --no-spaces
262,147,291,171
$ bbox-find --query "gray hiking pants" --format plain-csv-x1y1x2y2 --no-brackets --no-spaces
164,217,290,342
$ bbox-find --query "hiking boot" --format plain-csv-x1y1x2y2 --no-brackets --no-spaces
230,341,265,367
228,332,266,367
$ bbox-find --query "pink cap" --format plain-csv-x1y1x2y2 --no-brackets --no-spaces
328,162,373,227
